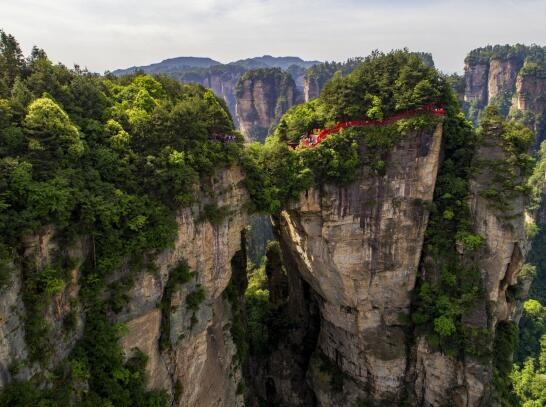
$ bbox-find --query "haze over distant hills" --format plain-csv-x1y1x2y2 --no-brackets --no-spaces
112,55,320,76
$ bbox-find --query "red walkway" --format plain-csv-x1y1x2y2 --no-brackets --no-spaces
293,103,446,149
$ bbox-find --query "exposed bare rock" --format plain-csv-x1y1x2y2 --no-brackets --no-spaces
236,69,297,142
303,76,321,102
118,165,248,406
0,266,33,386
464,63,489,110
119,309,170,391
463,50,546,144
200,67,246,127
487,58,520,103
0,228,87,385
274,123,444,404
412,115,529,407
0,164,248,407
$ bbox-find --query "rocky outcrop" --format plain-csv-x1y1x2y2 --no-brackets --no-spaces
117,165,249,406
463,58,521,116
236,68,297,142
0,265,34,386
0,165,249,407
464,63,490,111
412,122,529,407
199,66,246,127
303,76,321,102
114,57,319,131
513,73,546,144
487,59,521,103
274,123,444,404
0,228,87,386
270,119,529,406
463,48,545,143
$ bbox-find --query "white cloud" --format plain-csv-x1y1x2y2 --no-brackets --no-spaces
1,0,545,73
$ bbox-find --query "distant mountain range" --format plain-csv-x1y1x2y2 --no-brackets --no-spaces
112,55,321,76
227,55,320,70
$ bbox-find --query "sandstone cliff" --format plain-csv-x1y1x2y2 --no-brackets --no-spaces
263,120,529,406
198,66,246,127
235,68,297,142
463,46,546,144
0,166,249,407
273,123,445,405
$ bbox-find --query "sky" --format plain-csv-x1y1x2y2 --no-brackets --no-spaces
2,0,546,74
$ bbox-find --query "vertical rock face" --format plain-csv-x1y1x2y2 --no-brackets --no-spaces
514,73,546,143
0,166,249,407
272,120,529,406
463,48,546,143
0,228,87,386
464,63,489,110
487,58,521,102
303,76,321,102
236,69,297,142
0,266,34,386
514,74,546,112
412,122,529,407
117,165,249,406
199,66,246,127
274,124,444,404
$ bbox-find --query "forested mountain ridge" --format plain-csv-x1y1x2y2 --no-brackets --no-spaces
112,56,221,76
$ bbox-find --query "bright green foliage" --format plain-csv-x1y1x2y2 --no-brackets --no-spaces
67,317,168,407
528,141,546,211
186,286,206,312
511,335,546,406
245,263,270,355
0,32,240,404
159,261,195,351
434,315,457,337
477,106,534,213
244,241,291,358
24,97,84,160
303,57,364,98
319,51,441,121
493,321,520,406
415,106,531,359
412,104,484,355
202,203,231,226
241,140,313,213
242,50,448,213
0,314,168,407
273,99,328,142
22,260,73,363
303,52,433,102
518,300,546,363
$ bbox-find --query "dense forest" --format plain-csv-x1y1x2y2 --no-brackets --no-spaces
0,29,243,406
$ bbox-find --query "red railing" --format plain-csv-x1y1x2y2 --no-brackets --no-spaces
294,103,446,149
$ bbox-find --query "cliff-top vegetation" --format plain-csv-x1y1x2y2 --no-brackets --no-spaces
0,29,242,406
241,50,451,213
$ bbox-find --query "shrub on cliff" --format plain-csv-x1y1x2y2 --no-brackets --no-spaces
242,50,449,213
